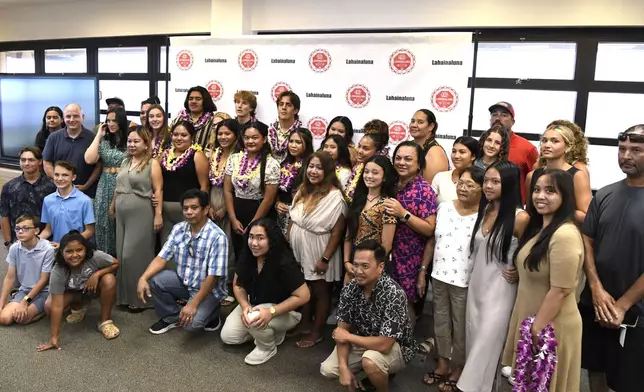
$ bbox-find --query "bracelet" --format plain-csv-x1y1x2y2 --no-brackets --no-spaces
321,256,330,264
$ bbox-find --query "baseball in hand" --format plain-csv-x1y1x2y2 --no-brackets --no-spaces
246,310,260,322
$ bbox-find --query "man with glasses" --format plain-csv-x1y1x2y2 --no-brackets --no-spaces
137,189,228,335
321,240,418,391
488,101,538,204
1,147,56,247
0,215,54,325
580,125,644,392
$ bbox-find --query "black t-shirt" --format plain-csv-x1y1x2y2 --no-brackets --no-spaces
580,180,644,317
238,256,305,305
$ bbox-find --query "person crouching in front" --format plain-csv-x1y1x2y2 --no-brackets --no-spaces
320,240,419,391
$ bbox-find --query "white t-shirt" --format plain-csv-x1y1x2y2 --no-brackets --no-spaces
432,170,458,205
431,200,478,287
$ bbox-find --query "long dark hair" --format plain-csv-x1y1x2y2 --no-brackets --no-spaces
470,161,522,264
236,218,298,289
284,128,314,192
321,134,351,168
213,118,241,152
515,170,576,271
35,106,64,150
347,155,397,241
293,151,346,207
105,106,128,150
242,121,271,192
183,86,217,113
53,230,96,270
325,116,354,145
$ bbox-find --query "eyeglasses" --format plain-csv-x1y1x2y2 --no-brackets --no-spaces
456,182,481,191
618,132,644,143
186,238,195,258
14,226,35,233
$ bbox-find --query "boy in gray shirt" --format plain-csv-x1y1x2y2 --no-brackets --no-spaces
0,215,54,325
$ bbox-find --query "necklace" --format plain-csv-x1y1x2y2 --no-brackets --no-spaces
268,119,302,161
345,163,364,202
160,144,202,172
233,150,262,191
279,158,303,192
367,194,381,203
177,109,213,131
152,134,166,159
208,147,229,187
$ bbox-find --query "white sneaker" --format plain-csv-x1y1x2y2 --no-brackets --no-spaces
244,346,277,365
501,366,512,378
326,307,338,325
508,376,516,386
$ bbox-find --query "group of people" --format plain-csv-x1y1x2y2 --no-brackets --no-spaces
0,85,642,392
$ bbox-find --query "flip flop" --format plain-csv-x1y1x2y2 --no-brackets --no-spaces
419,337,435,355
423,371,449,386
295,335,323,348
220,296,235,307
439,380,463,392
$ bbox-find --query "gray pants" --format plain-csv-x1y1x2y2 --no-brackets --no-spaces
433,278,468,366
149,270,220,332
220,304,301,351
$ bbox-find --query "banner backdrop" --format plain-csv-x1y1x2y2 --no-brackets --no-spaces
169,33,473,152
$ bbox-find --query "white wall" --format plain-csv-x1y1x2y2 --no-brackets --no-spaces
2,0,644,42
0,0,212,42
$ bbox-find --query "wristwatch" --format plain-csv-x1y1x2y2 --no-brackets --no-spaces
321,256,330,264
401,211,411,223
4,240,11,247
23,295,33,304
269,306,276,318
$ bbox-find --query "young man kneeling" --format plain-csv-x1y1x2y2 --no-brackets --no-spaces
0,215,54,325
320,240,418,392
37,230,120,351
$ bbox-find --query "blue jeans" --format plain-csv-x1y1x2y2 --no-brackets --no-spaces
149,270,220,332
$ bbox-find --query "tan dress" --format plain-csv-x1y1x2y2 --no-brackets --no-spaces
502,222,583,392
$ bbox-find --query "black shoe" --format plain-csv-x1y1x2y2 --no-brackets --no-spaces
204,317,222,332
149,319,178,335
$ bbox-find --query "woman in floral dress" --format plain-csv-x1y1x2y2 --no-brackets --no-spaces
84,106,128,255
384,141,438,327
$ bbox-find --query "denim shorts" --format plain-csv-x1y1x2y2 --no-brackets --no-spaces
11,290,47,313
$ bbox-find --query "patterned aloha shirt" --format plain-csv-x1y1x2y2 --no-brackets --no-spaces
0,173,56,241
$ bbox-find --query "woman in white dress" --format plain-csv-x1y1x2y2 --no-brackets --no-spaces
288,151,347,348
457,161,529,392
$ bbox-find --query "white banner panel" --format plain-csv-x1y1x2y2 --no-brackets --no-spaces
169,33,473,152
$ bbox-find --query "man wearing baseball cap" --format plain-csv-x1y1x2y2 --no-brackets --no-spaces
488,102,538,204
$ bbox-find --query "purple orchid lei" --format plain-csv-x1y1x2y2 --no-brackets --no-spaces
268,119,302,160
279,159,302,193
177,108,213,131
208,147,226,187
513,316,558,392
234,150,262,191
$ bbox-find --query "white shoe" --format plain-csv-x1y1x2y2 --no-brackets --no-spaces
508,376,516,386
244,346,277,365
501,366,512,378
326,307,338,325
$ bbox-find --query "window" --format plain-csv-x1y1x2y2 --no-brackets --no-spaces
160,46,168,73
99,80,150,111
476,42,577,80
471,88,577,136
586,144,622,190
595,43,644,82
157,80,169,108
45,48,87,73
98,47,148,73
585,92,644,138
0,50,35,73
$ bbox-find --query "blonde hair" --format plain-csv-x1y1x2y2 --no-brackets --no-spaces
538,120,588,167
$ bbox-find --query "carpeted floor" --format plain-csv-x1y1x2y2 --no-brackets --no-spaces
0,246,589,392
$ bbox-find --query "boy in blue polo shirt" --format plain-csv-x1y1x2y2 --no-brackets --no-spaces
0,215,55,325
40,161,95,247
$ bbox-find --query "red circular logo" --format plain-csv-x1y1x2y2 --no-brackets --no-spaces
431,86,459,112
206,80,224,101
238,49,258,72
307,117,328,140
388,121,409,143
345,84,371,109
271,82,292,102
389,49,415,75
309,49,332,73
176,50,194,71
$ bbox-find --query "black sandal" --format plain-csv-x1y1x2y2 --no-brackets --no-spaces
438,380,462,392
422,371,449,386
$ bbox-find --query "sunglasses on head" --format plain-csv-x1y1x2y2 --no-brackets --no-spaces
618,132,644,143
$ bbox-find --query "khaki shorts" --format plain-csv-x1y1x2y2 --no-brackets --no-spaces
320,342,406,377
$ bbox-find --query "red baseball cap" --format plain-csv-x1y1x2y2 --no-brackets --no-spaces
489,101,515,118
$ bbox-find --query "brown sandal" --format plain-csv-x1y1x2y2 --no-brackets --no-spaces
98,320,121,340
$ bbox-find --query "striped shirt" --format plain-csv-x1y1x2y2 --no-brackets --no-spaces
158,220,228,300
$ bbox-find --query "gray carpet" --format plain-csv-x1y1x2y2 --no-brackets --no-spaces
0,246,588,392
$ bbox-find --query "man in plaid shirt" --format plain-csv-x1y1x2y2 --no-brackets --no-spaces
137,189,228,334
